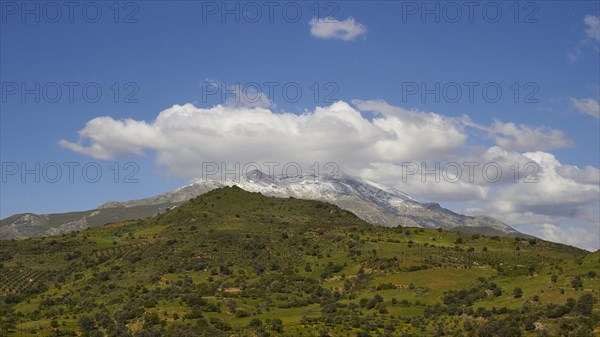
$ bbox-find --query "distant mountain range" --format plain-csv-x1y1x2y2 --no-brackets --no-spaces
0,170,521,240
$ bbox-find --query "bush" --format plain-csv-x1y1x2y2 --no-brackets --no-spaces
575,293,594,316
248,318,262,327
97,272,110,282
571,276,583,289
546,303,569,318
271,318,283,333
523,317,535,331
513,287,523,298
78,315,95,332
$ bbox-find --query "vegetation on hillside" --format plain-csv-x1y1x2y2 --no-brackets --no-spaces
0,187,598,336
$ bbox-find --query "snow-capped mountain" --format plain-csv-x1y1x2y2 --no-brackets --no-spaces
0,170,519,239
192,170,517,234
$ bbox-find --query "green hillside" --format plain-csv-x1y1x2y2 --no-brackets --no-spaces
0,187,598,337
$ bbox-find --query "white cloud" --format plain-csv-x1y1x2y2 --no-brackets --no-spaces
584,15,600,42
352,100,467,161
557,165,600,184
452,149,600,251
490,151,599,215
570,97,600,119
568,15,600,61
59,117,162,160
515,223,599,252
60,101,466,177
463,118,574,151
475,151,599,248
460,146,548,186
353,162,489,203
309,17,366,41
491,121,574,151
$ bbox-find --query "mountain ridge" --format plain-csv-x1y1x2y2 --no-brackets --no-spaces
1,170,522,240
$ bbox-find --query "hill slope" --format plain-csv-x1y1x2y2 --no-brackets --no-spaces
1,171,521,240
0,187,597,336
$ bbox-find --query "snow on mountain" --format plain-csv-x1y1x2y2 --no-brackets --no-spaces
178,170,518,234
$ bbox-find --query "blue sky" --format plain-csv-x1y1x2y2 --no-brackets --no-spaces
1,1,599,249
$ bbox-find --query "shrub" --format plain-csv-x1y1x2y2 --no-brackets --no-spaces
513,287,523,298
571,276,583,289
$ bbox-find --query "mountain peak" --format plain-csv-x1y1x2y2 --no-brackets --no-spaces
1,170,521,240
243,169,271,181
193,171,518,235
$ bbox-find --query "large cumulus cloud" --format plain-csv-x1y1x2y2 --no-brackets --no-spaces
60,100,599,250
60,101,467,177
